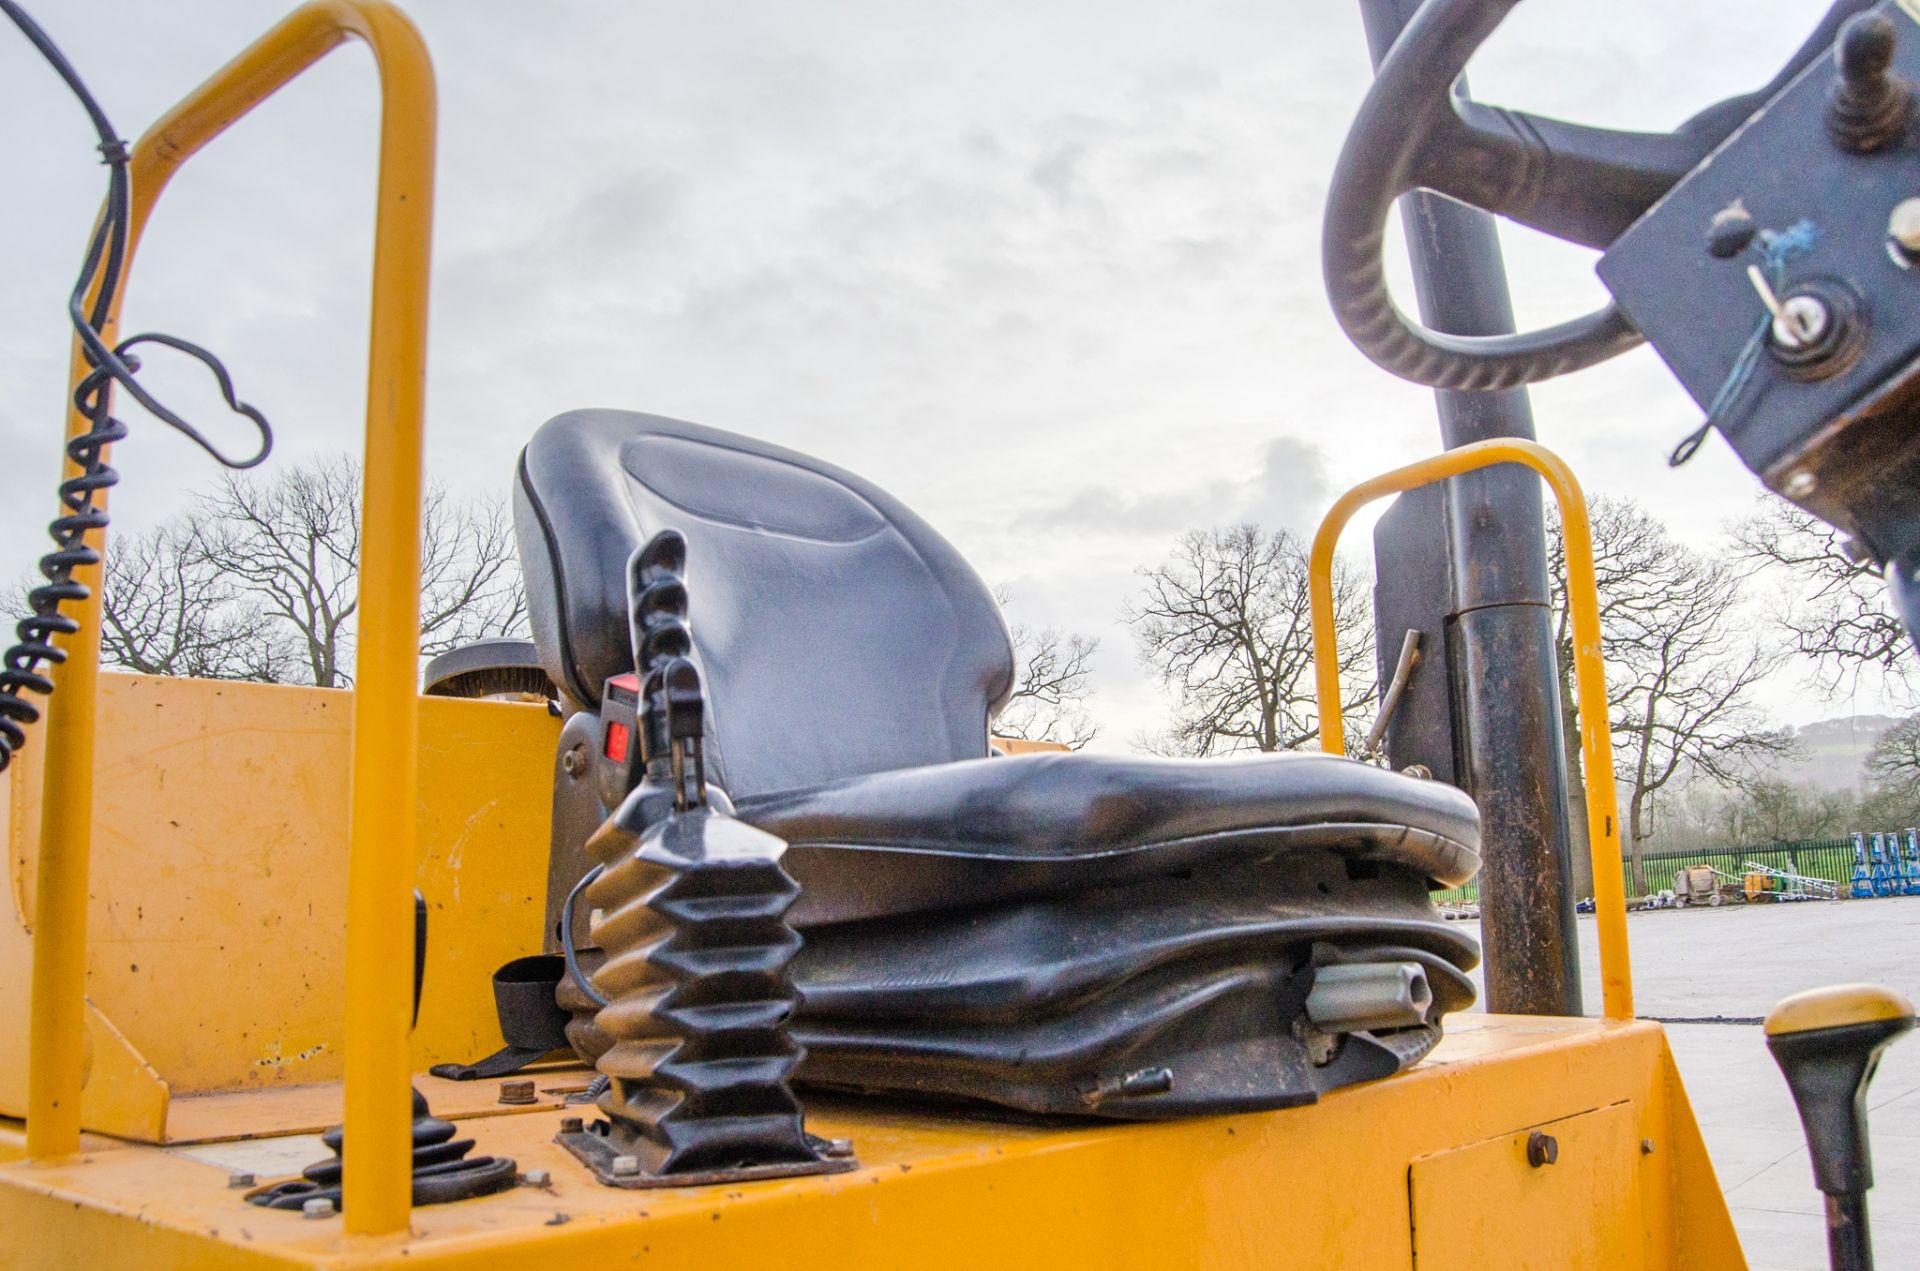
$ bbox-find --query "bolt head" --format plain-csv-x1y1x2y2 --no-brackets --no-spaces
227,1171,256,1189
1526,1130,1559,1168
560,1115,585,1134
1783,469,1820,499
519,1169,553,1187
609,1154,641,1177
1892,199,1920,255
302,1196,338,1219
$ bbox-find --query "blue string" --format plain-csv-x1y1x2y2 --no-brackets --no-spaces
1758,218,1819,276
1670,218,1819,467
1702,320,1770,422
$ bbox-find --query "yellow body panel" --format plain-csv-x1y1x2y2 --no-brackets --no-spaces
1411,1102,1645,1271
0,1016,1746,1270
1,674,559,1133
0,914,168,1142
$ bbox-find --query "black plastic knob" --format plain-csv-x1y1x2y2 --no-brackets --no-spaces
1839,13,1897,87
1766,985,1915,1271
1829,12,1912,152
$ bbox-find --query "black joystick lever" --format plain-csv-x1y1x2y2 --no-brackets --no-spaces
1828,12,1913,152
1766,984,1916,1271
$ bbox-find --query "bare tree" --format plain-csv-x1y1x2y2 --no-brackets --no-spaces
1127,524,1373,756
1734,778,1849,845
1865,713,1920,787
15,455,531,688
93,521,291,680
1548,497,1670,896
1854,775,1920,829
198,456,364,687
419,491,529,657
1733,500,1912,702
194,455,529,686
1646,769,1894,855
998,630,1101,750
1551,498,1793,893
991,588,1100,749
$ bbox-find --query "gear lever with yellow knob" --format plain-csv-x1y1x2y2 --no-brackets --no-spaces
1765,984,1916,1271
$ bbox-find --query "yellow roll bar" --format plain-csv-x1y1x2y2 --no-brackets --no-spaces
1307,439,1634,1021
24,0,435,1235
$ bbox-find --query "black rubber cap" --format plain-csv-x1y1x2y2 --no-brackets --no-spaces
422,638,556,701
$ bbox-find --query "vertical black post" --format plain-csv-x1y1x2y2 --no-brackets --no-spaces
1355,0,1582,1016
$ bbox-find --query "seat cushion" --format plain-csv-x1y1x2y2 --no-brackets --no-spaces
736,750,1481,928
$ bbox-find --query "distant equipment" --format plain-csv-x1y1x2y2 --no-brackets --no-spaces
1740,861,1840,903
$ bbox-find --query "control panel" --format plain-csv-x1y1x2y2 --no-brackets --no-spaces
1599,0,1920,564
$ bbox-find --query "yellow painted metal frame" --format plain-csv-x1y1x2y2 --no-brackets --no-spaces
1,675,563,1140
1307,438,1635,1021
22,0,436,1235
0,1014,1748,1269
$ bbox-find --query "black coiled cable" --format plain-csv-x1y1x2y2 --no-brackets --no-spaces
0,2,272,771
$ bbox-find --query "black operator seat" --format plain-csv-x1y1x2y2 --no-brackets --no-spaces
515,410,1483,1120
513,408,1013,791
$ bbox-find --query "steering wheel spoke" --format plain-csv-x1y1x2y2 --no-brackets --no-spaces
1440,103,1700,250
1326,0,1875,390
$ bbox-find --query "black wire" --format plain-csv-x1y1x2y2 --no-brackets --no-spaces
561,864,609,1010
0,1,272,771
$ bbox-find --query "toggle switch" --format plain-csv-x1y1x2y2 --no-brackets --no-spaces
1829,12,1913,152
1748,265,1830,352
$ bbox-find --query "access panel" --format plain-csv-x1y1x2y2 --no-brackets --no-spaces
1409,1101,1649,1271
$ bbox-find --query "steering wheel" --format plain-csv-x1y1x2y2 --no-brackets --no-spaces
1322,0,1874,391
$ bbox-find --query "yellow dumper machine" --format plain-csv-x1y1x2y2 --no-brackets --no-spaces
1,1,1916,1268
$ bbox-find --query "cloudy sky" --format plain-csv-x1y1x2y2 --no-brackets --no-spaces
0,0,1898,745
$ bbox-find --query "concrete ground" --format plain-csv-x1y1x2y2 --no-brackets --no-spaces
1463,899,1920,1271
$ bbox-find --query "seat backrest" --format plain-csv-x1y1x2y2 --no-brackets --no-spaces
514,410,1015,797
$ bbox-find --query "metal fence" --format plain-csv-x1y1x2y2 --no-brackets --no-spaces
1434,838,1860,906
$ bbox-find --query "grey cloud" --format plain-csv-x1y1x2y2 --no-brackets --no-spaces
561,170,688,257
0,0,1868,752
1029,142,1089,204
1019,483,1224,538
1020,432,1332,540
1242,436,1330,533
